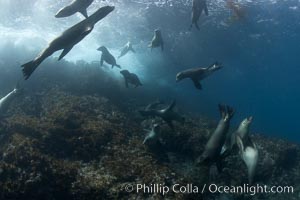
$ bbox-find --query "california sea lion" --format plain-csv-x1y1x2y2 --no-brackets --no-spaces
144,100,165,111
21,6,115,80
118,42,135,58
148,29,164,51
0,86,19,115
190,0,208,30
234,116,253,140
197,105,234,171
143,123,160,144
221,116,253,155
139,100,185,130
236,135,259,184
176,62,222,90
97,46,121,68
55,0,94,18
226,0,246,21
120,70,142,88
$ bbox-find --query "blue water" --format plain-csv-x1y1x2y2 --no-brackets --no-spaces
0,0,299,141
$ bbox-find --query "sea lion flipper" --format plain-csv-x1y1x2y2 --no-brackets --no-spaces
80,9,88,18
192,79,202,89
218,104,226,118
116,64,121,69
125,79,129,88
58,46,73,60
21,61,39,80
226,105,235,119
236,135,245,152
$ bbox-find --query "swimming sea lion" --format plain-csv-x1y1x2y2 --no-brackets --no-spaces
143,123,160,144
176,62,222,90
21,6,115,80
144,100,165,111
148,29,164,51
97,46,121,68
226,0,246,21
236,117,253,136
236,135,259,184
139,100,185,130
197,105,234,171
118,42,135,58
221,116,253,155
55,0,94,18
190,0,208,30
120,70,142,88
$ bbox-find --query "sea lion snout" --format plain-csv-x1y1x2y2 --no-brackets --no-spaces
97,46,105,51
176,73,183,82
213,62,223,69
120,70,129,76
248,116,253,122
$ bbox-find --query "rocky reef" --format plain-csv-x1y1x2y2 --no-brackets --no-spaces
0,88,299,200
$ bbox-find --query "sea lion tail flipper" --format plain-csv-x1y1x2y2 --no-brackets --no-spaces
218,104,226,118
21,60,39,80
226,105,235,119
192,79,202,90
80,9,88,18
58,46,73,61
116,64,121,69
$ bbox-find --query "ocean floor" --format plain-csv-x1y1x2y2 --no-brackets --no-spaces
0,87,299,200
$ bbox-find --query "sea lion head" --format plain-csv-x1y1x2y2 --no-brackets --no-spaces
152,123,160,131
97,46,107,52
120,70,130,76
176,72,185,82
210,62,223,71
239,116,253,130
154,29,161,36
